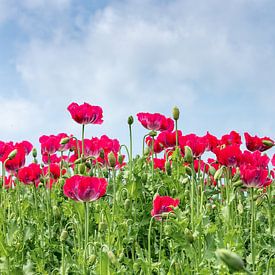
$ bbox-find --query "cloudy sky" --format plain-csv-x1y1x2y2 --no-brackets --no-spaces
0,0,274,154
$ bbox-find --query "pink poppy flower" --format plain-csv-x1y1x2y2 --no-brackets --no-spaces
67,102,103,125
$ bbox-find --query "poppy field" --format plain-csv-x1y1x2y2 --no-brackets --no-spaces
0,102,274,274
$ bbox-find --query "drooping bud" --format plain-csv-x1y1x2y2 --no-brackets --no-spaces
172,106,180,121
124,198,131,210
88,254,96,266
60,229,68,242
60,137,70,145
216,249,245,272
8,149,17,160
233,180,243,188
107,250,117,265
32,148,37,158
108,152,116,168
184,146,193,163
214,167,224,181
128,115,134,125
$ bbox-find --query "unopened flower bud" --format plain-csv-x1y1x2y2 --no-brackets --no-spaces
99,222,108,232
60,137,70,145
85,162,92,169
32,148,37,158
128,115,134,125
184,146,193,163
108,152,116,168
214,167,224,181
165,161,171,175
8,149,17,160
262,140,274,147
88,254,96,266
184,228,194,243
216,249,245,272
78,163,86,175
172,106,180,121
237,203,243,214
107,250,117,265
60,230,68,242
118,154,124,165
233,180,243,188
124,198,131,211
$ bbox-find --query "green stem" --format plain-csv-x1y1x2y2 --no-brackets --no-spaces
158,221,163,271
148,217,154,274
112,168,116,223
81,124,85,158
84,201,89,273
129,124,133,177
61,242,65,275
250,187,255,272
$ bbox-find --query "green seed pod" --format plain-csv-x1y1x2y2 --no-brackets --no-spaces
216,249,245,272
172,106,180,121
108,152,116,168
78,163,86,175
60,230,68,242
184,146,193,163
128,115,134,125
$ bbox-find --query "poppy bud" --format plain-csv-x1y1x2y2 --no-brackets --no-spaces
185,166,192,176
32,148,37,158
99,150,105,159
165,161,171,175
233,180,243,188
99,222,108,232
184,228,194,243
214,167,224,181
124,199,131,211
237,203,243,214
8,149,17,160
184,146,193,163
88,254,96,266
60,230,68,242
262,140,274,147
60,137,70,145
108,152,116,168
128,115,134,125
172,106,180,121
78,163,86,175
256,196,265,207
118,154,124,165
85,162,92,169
107,250,117,265
216,249,245,272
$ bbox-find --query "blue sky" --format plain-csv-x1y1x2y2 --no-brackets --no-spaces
0,0,274,154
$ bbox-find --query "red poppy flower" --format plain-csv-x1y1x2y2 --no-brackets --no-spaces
137,112,174,132
151,195,179,220
43,163,66,179
67,102,103,125
18,163,42,186
145,137,164,154
204,132,219,152
3,176,15,189
179,134,208,158
214,145,242,167
241,150,269,169
272,154,275,167
63,175,108,202
39,135,60,156
153,158,166,171
220,131,242,146
244,132,274,152
240,166,271,188
2,144,27,172
157,130,182,148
